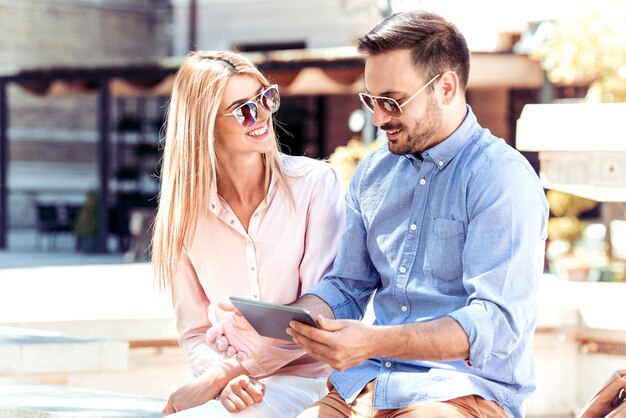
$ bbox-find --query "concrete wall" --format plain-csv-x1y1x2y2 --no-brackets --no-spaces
0,0,170,67
171,0,381,54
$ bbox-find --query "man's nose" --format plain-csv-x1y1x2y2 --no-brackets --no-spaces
372,105,393,128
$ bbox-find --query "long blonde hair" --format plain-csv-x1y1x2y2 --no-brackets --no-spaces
152,50,290,290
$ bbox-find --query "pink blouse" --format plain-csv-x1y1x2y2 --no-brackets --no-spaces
172,155,345,379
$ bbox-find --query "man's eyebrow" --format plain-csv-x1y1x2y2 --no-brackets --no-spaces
226,87,264,110
379,89,405,96
364,88,405,97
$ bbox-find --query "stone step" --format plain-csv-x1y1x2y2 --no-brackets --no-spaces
0,379,164,418
0,327,127,374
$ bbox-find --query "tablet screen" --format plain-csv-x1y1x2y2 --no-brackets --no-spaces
230,296,320,341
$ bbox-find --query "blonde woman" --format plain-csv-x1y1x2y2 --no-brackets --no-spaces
151,51,345,417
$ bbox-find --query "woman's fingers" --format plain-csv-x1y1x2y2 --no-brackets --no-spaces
219,375,265,412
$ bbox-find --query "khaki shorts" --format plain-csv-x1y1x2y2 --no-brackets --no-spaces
297,380,508,418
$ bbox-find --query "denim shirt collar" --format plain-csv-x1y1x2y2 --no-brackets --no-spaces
404,104,478,169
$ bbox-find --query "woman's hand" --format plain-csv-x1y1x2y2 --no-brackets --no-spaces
219,374,266,413
162,372,222,415
206,301,274,361
162,359,246,415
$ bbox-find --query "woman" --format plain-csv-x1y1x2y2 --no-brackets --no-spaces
151,50,345,417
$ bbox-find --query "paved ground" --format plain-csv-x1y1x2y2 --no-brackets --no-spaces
0,379,166,418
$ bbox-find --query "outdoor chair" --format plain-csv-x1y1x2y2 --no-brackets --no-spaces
35,203,80,250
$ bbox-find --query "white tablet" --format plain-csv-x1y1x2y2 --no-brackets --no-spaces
229,296,320,341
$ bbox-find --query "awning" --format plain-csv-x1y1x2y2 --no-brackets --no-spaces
0,48,544,98
516,103,626,202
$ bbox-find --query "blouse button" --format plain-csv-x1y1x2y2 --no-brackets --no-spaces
401,305,408,312
385,361,392,368
399,266,407,274
419,178,426,186
438,161,444,167
410,224,417,231
230,220,235,225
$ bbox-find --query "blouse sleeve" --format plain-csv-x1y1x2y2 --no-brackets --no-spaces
173,246,223,376
241,164,346,377
299,165,346,291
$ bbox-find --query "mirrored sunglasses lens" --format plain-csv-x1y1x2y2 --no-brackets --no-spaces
236,102,257,127
262,87,280,113
379,98,401,117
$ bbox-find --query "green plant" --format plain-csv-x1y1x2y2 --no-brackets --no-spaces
546,190,597,248
329,137,384,190
74,190,99,237
546,190,601,280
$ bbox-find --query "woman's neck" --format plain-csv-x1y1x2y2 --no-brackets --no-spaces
216,153,267,206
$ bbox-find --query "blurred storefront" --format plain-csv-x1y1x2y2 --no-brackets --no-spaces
0,47,551,253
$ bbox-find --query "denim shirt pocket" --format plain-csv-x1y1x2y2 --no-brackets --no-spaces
424,218,466,282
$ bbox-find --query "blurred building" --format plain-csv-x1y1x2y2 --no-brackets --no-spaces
2,0,580,251
0,0,171,234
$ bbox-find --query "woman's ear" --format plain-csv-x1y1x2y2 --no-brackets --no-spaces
439,71,459,105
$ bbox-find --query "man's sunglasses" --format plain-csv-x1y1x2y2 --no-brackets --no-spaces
219,85,280,127
359,74,441,119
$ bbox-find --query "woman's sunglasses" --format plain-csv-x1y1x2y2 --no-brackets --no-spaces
358,74,441,119
220,85,280,127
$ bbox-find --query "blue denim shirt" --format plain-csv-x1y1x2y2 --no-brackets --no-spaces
306,107,549,417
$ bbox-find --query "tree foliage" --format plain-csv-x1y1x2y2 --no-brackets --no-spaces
531,2,626,102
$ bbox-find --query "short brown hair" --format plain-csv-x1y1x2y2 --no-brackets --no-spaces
357,11,470,91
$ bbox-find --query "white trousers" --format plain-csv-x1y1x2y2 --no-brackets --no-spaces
169,375,328,418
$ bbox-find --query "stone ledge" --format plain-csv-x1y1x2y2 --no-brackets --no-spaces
0,327,128,374
3,319,177,343
0,379,164,418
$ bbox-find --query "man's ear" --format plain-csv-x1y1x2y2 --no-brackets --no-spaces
439,71,459,105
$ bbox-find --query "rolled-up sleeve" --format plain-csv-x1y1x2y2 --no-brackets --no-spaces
240,343,314,377
448,160,548,370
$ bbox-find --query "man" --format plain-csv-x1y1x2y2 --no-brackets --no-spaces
209,10,548,418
